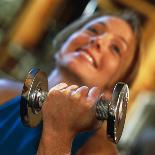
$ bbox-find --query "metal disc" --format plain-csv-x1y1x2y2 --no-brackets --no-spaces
20,68,48,128
107,82,129,143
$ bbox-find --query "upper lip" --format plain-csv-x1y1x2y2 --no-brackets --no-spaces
76,48,98,68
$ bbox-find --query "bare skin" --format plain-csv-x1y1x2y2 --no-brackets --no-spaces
55,16,136,90
38,16,136,155
38,83,101,155
0,16,137,155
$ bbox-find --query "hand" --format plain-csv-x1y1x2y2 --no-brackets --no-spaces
42,83,102,137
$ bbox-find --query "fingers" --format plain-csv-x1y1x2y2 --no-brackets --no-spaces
49,83,102,104
65,85,79,91
100,93,105,100
88,87,101,104
71,86,89,98
60,85,79,95
45,83,103,132
49,83,68,93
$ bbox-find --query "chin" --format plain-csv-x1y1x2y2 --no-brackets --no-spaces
66,65,105,88
57,55,107,88
59,59,91,84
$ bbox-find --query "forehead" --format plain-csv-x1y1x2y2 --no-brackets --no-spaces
82,16,135,44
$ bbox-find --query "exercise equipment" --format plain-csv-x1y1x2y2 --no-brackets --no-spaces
20,68,129,143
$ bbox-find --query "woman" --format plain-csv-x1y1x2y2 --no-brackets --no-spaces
0,11,141,155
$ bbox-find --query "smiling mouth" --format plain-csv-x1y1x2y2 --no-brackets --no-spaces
78,51,97,68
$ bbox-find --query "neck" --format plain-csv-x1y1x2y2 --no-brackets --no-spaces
48,68,112,100
48,68,81,89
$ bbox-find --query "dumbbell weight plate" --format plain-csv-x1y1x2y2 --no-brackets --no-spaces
107,82,129,143
20,68,48,127
20,68,129,144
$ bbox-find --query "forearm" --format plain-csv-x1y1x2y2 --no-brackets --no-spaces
37,83,102,155
38,128,74,155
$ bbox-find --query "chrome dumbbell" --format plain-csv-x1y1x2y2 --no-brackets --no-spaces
20,68,129,143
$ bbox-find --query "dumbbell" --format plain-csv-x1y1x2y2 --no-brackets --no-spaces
20,68,129,144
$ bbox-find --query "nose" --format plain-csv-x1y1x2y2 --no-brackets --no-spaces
89,33,112,52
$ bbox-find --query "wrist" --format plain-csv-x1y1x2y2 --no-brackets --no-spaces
42,126,75,142
42,118,77,138
38,126,74,155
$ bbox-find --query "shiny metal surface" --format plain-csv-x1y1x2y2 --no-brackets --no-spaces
20,68,129,144
20,68,48,127
96,99,109,120
107,82,129,143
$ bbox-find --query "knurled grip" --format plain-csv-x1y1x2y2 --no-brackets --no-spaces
20,68,129,143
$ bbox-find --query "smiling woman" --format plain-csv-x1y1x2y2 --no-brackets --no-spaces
50,11,141,94
0,11,142,155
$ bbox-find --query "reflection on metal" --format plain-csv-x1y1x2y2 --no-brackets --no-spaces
20,68,129,143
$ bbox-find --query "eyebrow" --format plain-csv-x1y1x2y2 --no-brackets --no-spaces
86,21,129,48
90,22,107,33
99,22,128,46
98,22,107,29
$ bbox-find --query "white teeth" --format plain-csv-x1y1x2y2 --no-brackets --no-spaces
81,52,94,65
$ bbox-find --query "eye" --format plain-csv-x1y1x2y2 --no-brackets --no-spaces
87,27,98,35
76,47,82,51
111,44,121,55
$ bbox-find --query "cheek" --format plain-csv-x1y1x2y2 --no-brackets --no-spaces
119,46,135,76
100,55,120,76
87,58,120,89
97,55,120,86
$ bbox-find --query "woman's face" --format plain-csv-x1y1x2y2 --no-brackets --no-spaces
56,16,136,89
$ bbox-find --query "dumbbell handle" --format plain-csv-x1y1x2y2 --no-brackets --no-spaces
96,99,109,120
21,68,129,143
29,90,48,113
29,90,109,121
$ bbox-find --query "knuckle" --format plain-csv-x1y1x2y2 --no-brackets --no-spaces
71,92,81,100
57,82,68,88
59,82,68,85
48,89,61,97
86,100,92,108
87,98,95,106
71,84,79,88
61,89,70,96
80,86,89,91
81,86,89,89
